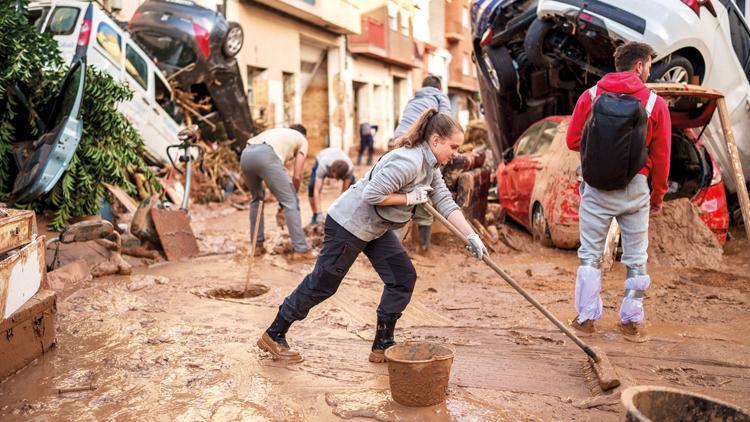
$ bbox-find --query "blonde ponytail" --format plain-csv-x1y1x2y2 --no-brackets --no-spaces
395,108,462,148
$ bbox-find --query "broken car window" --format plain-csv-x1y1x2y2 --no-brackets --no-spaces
45,6,79,36
154,74,182,123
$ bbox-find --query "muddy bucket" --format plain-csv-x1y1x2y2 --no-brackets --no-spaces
384,341,454,407
621,385,750,422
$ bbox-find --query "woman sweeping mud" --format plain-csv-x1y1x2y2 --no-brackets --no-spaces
257,109,487,363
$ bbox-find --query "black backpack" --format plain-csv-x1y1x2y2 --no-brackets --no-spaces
580,86,657,191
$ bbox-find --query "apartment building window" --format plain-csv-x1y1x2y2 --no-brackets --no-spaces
299,0,316,4
388,5,398,31
400,9,410,36
462,6,470,28
463,53,470,76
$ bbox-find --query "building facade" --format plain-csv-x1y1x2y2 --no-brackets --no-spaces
444,0,479,127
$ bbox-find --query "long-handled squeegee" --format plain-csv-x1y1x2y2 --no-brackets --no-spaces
424,203,620,391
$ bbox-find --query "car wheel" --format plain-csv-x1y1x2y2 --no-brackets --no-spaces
222,22,243,57
651,54,694,84
531,204,553,247
524,19,558,69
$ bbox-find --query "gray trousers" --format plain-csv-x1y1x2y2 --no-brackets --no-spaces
240,144,309,252
578,174,650,270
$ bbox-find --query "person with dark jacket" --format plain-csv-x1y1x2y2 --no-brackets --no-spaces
257,109,488,363
566,42,671,340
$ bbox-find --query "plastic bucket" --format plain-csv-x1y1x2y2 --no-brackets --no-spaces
384,341,454,407
621,385,750,422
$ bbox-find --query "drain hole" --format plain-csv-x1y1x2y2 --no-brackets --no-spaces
207,284,269,299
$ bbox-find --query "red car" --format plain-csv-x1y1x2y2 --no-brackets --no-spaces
496,84,729,248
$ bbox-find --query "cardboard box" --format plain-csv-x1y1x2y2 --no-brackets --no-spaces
0,289,56,382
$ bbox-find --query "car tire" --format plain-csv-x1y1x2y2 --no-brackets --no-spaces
222,22,243,57
531,204,553,247
650,55,694,84
524,18,558,69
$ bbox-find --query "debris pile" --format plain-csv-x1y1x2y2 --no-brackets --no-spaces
649,198,724,269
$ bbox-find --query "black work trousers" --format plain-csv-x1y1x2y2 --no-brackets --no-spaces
280,217,417,322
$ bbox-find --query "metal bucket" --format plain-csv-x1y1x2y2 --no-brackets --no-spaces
621,385,750,422
384,341,454,407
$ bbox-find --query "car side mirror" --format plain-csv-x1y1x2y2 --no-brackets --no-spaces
503,147,514,162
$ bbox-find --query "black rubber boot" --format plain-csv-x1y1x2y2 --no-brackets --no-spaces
257,311,302,362
369,313,401,363
417,224,432,254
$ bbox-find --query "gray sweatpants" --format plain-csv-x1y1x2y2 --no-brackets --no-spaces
578,174,650,270
240,144,309,252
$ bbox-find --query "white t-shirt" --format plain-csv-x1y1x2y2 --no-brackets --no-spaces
248,128,308,164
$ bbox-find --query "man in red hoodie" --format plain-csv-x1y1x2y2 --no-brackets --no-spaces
566,42,671,340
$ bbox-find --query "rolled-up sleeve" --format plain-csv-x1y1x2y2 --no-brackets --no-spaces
429,167,460,218
362,156,419,205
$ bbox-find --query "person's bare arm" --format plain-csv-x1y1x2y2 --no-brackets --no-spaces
312,177,325,213
341,177,352,193
291,152,305,192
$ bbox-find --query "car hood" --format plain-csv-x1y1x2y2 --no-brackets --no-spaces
648,83,720,131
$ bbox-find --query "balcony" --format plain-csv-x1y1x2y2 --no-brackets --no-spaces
254,0,361,34
348,9,417,68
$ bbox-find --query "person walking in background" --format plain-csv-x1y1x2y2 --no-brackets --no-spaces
566,42,671,341
240,125,316,260
357,122,379,166
392,75,452,255
257,110,487,364
309,147,356,225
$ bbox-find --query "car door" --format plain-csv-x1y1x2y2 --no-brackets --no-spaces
12,57,86,203
499,120,545,226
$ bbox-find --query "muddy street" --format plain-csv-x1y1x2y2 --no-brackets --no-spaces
1,175,749,421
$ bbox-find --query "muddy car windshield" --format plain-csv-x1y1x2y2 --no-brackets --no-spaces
134,32,196,69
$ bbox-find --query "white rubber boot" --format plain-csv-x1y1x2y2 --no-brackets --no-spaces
575,265,603,323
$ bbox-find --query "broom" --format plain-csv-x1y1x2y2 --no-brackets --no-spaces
424,203,620,391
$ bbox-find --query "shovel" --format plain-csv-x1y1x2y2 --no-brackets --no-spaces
245,199,264,290
423,203,620,391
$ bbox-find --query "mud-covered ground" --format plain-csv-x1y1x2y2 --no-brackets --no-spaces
1,167,749,421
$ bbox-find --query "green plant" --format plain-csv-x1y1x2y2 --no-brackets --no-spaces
1,1,161,230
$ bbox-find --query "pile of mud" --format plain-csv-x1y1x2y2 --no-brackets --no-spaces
648,198,723,269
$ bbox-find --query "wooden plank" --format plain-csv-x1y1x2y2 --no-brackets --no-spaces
716,97,750,240
0,209,36,256
103,183,138,214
